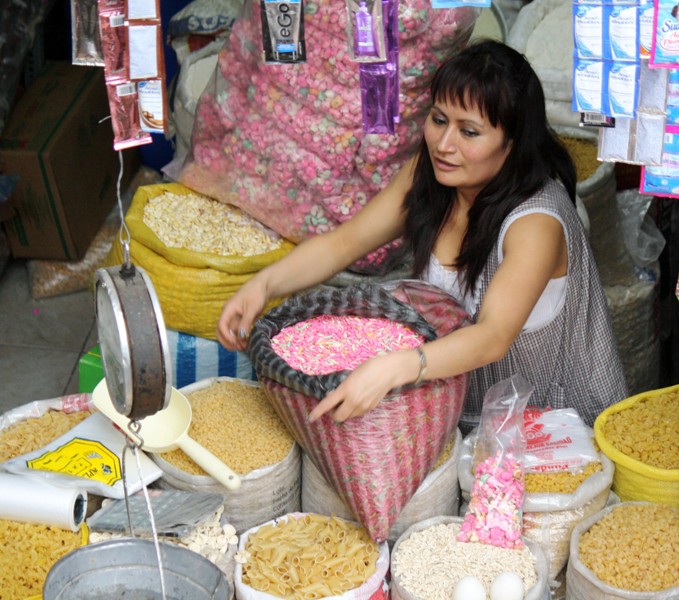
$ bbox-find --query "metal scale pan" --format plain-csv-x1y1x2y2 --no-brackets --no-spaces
93,263,240,490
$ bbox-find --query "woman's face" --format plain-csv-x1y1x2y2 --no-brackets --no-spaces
424,96,511,203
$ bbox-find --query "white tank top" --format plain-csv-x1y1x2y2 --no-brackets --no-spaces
424,208,567,331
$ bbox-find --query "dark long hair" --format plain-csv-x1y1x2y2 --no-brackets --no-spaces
402,39,577,295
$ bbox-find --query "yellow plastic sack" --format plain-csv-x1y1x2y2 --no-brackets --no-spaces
105,183,294,340
594,384,679,507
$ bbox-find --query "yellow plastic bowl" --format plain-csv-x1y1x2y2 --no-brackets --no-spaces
594,384,679,507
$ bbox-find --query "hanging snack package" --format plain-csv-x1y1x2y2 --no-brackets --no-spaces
458,374,533,549
71,0,104,66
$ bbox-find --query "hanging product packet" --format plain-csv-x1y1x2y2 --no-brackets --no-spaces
345,0,387,62
457,374,532,549
99,8,128,82
358,0,399,133
651,0,679,67
106,80,153,150
126,0,168,136
71,0,104,66
640,125,679,197
260,0,306,63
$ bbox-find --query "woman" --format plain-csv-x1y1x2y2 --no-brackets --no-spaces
217,39,628,432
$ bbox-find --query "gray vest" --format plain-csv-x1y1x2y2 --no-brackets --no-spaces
458,179,628,434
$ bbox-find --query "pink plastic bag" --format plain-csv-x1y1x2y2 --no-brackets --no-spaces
173,0,479,274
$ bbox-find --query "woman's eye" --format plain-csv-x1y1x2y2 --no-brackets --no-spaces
461,129,479,137
432,114,447,126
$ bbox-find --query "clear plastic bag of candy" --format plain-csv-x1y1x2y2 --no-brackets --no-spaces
458,374,533,549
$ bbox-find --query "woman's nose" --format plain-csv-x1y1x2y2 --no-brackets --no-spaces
436,127,457,153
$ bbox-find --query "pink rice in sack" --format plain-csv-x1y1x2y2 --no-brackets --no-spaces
175,0,479,274
458,375,533,550
246,280,471,542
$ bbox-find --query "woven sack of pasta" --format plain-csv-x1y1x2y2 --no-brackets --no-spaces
301,428,462,547
234,512,390,600
390,515,550,600
594,383,679,506
0,395,92,599
0,394,93,468
150,377,302,534
173,0,479,275
247,279,470,542
104,182,295,340
458,409,615,581
566,502,679,599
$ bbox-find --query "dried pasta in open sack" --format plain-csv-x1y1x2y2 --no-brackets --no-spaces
151,376,302,534
247,280,470,542
235,512,390,600
566,502,679,600
104,182,295,340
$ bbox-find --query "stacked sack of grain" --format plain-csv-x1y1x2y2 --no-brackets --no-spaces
174,0,480,274
150,376,303,534
105,183,295,340
558,127,662,394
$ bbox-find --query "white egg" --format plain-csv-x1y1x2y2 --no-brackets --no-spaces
489,571,525,600
452,575,486,600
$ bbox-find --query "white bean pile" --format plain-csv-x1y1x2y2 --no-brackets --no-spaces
89,506,238,574
392,522,537,600
143,191,282,257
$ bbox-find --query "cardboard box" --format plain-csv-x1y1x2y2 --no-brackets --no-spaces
0,62,138,260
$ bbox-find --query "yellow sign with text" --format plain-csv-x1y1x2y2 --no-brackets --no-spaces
27,438,122,486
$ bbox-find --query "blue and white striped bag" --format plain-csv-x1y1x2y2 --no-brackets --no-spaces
167,329,256,388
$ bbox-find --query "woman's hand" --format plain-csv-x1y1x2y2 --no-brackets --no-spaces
309,350,418,422
216,278,268,351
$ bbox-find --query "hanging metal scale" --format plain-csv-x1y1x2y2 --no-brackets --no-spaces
94,260,172,420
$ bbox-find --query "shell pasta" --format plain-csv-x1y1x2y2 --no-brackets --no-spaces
242,514,379,599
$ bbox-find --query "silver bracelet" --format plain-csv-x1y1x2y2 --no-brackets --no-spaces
414,346,427,386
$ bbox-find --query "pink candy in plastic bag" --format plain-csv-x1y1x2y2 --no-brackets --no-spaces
457,374,533,549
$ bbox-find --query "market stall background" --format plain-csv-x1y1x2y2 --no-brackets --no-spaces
0,0,678,598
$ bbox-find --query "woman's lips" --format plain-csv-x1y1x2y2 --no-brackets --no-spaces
433,157,459,171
